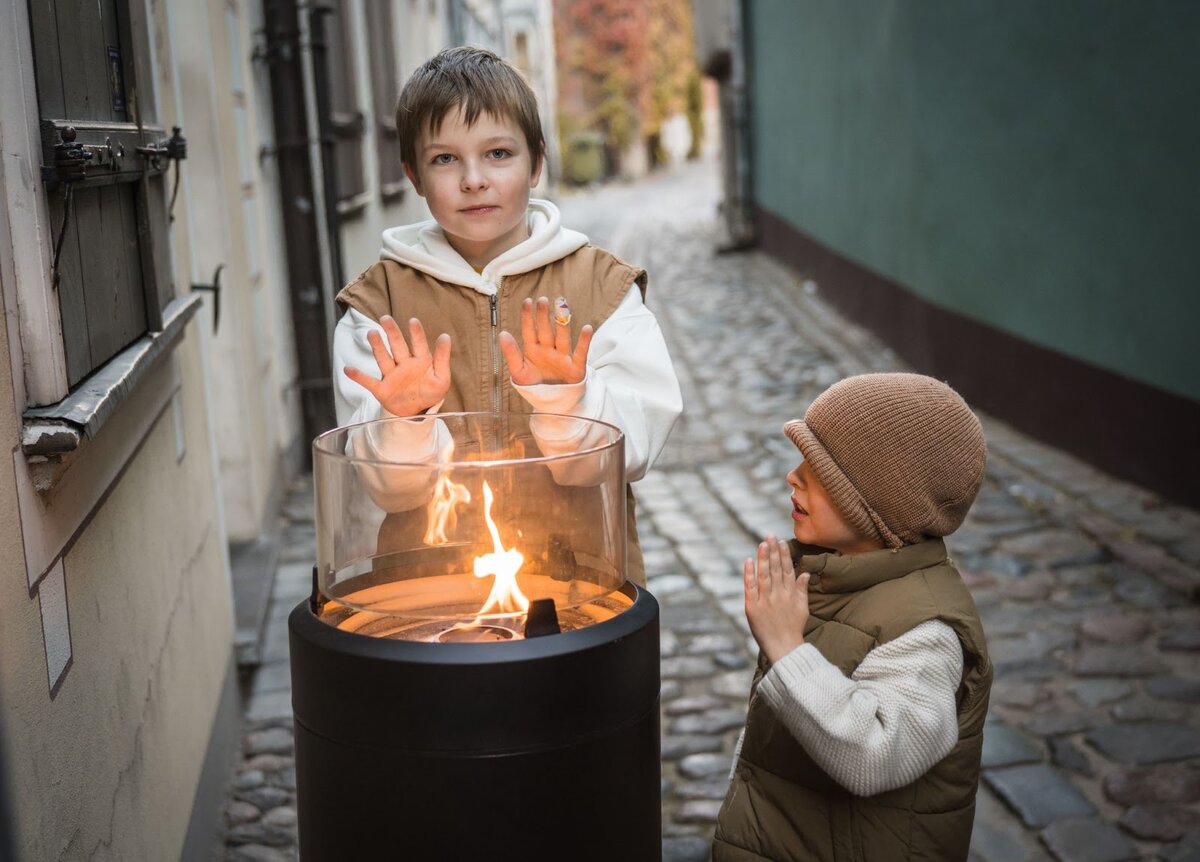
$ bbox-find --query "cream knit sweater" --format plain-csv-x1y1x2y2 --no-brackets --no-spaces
753,618,963,797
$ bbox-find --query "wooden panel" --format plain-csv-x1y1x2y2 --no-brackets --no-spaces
28,0,66,118
116,180,146,332
137,172,173,329
97,184,147,362
366,1,404,187
121,0,156,126
48,188,94,386
72,185,112,370
52,0,109,122
326,0,365,200
100,0,128,121
32,0,170,387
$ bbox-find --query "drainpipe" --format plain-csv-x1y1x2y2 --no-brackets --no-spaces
261,0,338,451
305,3,345,291
725,0,756,248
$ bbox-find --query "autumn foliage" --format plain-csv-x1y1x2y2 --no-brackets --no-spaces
554,0,701,176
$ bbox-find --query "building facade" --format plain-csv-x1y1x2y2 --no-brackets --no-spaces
0,0,556,856
696,0,1200,504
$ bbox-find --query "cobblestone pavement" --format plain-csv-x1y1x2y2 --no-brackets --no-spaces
219,159,1200,861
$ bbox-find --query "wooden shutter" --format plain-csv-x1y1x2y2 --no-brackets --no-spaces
325,0,366,206
29,0,176,388
364,1,405,199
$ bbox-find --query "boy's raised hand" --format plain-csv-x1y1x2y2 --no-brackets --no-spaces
343,315,451,417
744,536,811,665
499,296,593,386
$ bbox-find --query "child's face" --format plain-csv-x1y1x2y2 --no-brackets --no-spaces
405,108,542,269
787,460,884,555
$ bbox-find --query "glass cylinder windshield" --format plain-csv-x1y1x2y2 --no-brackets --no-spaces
312,413,627,633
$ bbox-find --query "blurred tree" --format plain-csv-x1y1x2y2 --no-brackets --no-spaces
553,0,700,177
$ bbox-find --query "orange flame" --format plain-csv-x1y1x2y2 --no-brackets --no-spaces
472,481,529,615
423,450,472,546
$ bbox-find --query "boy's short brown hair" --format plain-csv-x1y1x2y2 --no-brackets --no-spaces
395,46,544,174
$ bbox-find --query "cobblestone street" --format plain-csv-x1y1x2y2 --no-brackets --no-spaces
219,159,1200,861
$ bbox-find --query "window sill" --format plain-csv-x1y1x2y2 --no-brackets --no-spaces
336,191,371,219
380,182,407,205
22,293,203,465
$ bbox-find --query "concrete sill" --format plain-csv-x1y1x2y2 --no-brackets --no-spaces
21,293,203,488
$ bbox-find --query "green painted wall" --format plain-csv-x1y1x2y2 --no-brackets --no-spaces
749,0,1200,401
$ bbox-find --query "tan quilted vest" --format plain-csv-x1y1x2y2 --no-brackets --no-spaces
713,540,992,862
335,245,649,586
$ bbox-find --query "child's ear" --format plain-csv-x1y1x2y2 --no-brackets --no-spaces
404,163,425,196
529,149,544,189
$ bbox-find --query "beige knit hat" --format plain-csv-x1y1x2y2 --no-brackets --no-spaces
783,373,987,549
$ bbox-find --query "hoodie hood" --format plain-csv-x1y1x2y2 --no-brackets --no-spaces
378,198,588,295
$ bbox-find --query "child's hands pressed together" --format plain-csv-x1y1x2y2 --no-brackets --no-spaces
744,536,811,665
343,315,452,417
499,296,593,385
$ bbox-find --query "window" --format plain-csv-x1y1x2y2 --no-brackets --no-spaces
364,0,405,200
28,0,176,388
324,0,367,208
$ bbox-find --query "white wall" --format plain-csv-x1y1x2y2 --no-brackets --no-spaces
0,0,237,855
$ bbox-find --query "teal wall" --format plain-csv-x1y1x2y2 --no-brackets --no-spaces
749,0,1200,401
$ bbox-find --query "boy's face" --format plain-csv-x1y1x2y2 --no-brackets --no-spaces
787,460,883,555
405,108,542,269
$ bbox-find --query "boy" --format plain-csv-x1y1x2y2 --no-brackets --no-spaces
333,47,681,584
714,373,992,861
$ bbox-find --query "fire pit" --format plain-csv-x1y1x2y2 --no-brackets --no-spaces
289,413,661,860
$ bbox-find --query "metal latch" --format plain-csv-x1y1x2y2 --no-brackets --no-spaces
45,126,91,289
191,264,224,334
135,125,188,170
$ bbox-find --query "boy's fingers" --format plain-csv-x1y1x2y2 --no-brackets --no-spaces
498,331,535,384
366,329,395,374
571,324,594,367
381,315,411,360
497,330,521,366
769,538,789,585
431,333,452,379
343,365,379,397
756,541,772,595
554,313,571,354
519,298,537,347
408,318,431,358
534,296,554,345
743,558,757,600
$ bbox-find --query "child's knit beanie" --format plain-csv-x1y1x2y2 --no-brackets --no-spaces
783,373,987,549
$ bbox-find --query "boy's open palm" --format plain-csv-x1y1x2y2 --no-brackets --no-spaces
744,536,811,665
343,315,451,417
499,296,593,386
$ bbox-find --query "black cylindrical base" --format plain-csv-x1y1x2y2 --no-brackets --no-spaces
288,584,661,861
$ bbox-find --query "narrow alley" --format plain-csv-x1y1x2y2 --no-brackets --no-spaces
221,159,1200,862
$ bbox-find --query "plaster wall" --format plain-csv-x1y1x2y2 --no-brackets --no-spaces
749,0,1200,401
166,0,285,541
0,325,231,859
337,1,445,284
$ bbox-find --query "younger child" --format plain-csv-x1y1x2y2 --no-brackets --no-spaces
713,373,992,862
332,47,681,583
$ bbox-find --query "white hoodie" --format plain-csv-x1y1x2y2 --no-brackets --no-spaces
332,199,682,482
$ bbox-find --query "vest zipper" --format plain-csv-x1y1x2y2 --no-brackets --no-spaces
489,286,501,416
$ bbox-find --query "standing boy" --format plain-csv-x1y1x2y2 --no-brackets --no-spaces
714,373,993,861
333,47,681,584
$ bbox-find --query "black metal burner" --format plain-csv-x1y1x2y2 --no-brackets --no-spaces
288,580,661,861
436,622,516,642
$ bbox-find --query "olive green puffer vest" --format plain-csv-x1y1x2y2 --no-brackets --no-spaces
335,247,650,585
713,539,992,862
